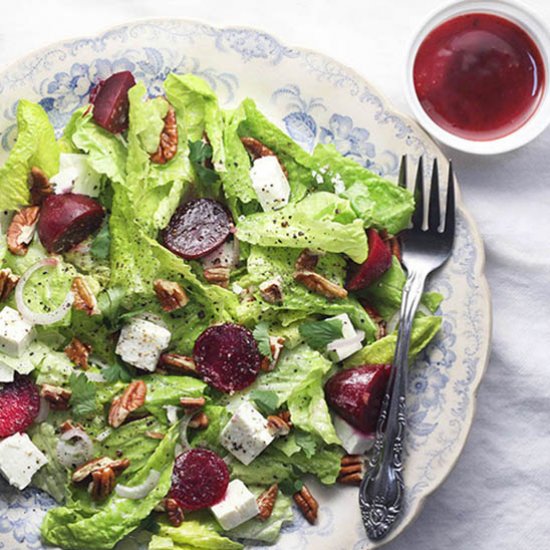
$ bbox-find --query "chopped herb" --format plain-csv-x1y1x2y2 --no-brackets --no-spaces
299,318,343,351
189,139,219,184
279,477,304,495
90,223,110,260
69,372,97,418
249,389,279,416
253,322,272,359
102,361,132,383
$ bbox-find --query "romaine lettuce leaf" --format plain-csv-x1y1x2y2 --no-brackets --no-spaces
236,192,368,263
0,100,59,211
311,143,414,234
344,315,442,367
150,521,242,550
41,421,180,550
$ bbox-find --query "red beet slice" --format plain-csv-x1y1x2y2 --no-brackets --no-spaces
193,323,261,393
346,229,393,291
91,71,135,134
38,193,105,253
162,199,232,260
169,448,229,510
0,376,40,437
325,364,391,435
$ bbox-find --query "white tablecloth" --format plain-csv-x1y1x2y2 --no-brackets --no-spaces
2,1,549,548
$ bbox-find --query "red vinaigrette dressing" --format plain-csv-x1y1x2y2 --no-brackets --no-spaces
413,12,546,141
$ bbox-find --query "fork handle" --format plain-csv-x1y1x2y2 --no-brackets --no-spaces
359,269,426,540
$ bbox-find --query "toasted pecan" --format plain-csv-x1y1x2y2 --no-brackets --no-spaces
64,337,92,370
257,484,279,521
71,277,100,315
108,381,147,428
295,249,320,272
260,336,285,372
158,353,197,375
293,270,348,299
293,484,318,524
0,268,19,302
7,206,40,256
164,497,185,526
267,413,292,437
72,456,130,483
153,279,189,312
203,266,231,288
89,467,116,500
240,136,288,177
259,276,284,304
28,166,53,206
150,104,178,164
337,454,364,485
188,411,209,430
40,384,72,410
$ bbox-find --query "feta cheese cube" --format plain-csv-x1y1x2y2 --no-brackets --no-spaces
327,329,365,362
0,306,35,357
249,156,290,211
333,415,375,455
220,402,275,465
326,313,356,340
0,363,14,383
0,432,47,489
115,317,171,372
210,479,259,530
51,153,102,197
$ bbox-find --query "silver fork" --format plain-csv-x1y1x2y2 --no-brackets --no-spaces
359,156,456,541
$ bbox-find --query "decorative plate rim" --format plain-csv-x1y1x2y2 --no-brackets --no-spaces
0,16,492,549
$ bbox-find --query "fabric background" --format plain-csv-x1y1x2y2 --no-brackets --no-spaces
1,1,549,549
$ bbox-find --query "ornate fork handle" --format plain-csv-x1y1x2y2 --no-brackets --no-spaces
359,269,427,540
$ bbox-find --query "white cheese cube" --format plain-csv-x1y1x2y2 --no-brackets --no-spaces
220,402,275,465
115,317,171,372
0,306,35,358
326,313,356,340
249,156,290,211
211,479,259,530
327,329,365,362
51,153,102,197
0,432,47,489
333,415,375,455
0,363,14,383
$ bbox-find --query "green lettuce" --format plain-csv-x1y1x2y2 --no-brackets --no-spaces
344,315,442,367
41,421,180,550
0,100,59,210
311,143,414,234
236,192,368,263
149,521,242,550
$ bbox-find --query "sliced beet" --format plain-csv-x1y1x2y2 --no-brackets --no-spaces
0,376,40,437
162,199,232,260
325,364,391,435
91,71,136,134
38,193,105,253
169,449,229,510
193,323,261,393
346,229,393,291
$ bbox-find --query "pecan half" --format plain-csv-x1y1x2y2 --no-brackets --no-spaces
179,396,206,414
153,279,189,312
64,337,92,370
337,454,364,485
203,266,231,288
7,206,40,256
150,105,178,164
188,411,209,430
89,467,116,500
72,456,130,483
164,497,185,527
240,136,288,177
145,431,165,440
257,484,279,521
0,268,19,302
28,166,53,206
59,419,85,434
259,276,284,304
267,412,292,437
158,353,197,375
363,304,387,341
293,270,348,300
72,277,100,315
295,249,320,272
260,336,285,372
108,380,147,428
293,484,318,524
40,384,72,410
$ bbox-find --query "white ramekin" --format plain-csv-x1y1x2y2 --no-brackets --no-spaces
405,0,550,155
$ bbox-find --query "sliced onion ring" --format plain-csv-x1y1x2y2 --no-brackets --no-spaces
35,397,50,423
56,427,94,469
15,257,74,325
115,469,160,499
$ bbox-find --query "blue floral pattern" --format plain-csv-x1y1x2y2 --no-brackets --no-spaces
0,19,491,550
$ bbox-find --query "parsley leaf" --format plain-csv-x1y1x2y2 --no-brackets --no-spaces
69,372,97,418
97,286,125,329
249,389,279,416
102,361,132,383
188,140,219,184
253,322,272,359
90,224,110,260
279,477,304,495
299,318,343,350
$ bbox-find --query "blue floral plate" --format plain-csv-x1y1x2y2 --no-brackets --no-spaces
0,18,491,550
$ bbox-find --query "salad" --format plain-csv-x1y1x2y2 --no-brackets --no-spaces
0,70,443,550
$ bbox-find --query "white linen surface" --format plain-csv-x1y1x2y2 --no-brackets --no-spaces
1,1,550,549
